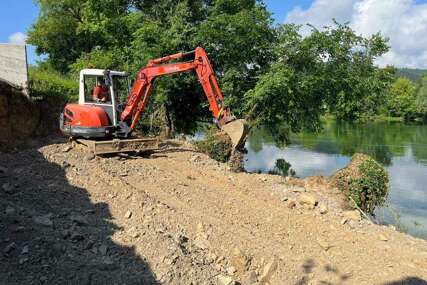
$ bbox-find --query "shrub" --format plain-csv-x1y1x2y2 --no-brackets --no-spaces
331,153,389,214
195,128,232,162
29,67,78,102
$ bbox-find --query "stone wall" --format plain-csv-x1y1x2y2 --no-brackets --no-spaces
0,44,28,96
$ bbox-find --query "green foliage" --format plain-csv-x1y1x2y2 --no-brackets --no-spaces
245,23,392,138
28,0,394,138
332,154,389,214
396,68,427,82
416,75,427,119
29,66,78,101
386,77,417,120
268,159,295,177
195,128,232,162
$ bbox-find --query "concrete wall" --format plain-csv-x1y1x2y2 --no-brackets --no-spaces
0,44,28,96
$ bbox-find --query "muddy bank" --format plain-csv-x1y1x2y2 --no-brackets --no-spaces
1,140,427,284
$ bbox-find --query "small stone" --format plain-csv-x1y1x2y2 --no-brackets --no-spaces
70,232,84,242
190,155,201,162
62,145,72,152
281,196,289,202
260,177,267,182
259,258,278,283
231,247,250,272
33,214,53,227
216,275,235,285
227,266,237,275
243,271,258,285
61,229,71,239
70,214,89,226
2,183,14,194
127,227,140,238
343,210,361,221
21,245,29,254
85,154,96,161
19,257,28,264
317,239,331,251
5,206,15,215
298,193,318,209
319,203,328,214
194,238,210,250
287,201,296,209
3,242,16,253
124,211,132,219
379,234,388,241
99,244,108,256
0,166,7,173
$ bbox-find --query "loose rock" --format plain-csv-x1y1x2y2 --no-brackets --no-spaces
343,210,361,222
3,242,16,253
5,206,16,215
33,214,53,227
70,214,89,226
124,210,132,219
259,258,278,283
298,193,318,209
62,145,72,152
2,183,14,194
319,203,328,214
216,275,235,285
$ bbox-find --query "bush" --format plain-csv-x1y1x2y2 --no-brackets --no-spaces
29,67,78,101
195,128,232,162
331,153,389,214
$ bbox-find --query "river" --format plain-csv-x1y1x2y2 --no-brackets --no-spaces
244,120,427,239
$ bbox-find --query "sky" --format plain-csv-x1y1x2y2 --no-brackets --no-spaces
1,0,427,68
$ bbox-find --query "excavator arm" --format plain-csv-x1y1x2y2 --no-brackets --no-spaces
120,47,236,133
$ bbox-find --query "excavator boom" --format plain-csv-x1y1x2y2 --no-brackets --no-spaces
120,47,248,148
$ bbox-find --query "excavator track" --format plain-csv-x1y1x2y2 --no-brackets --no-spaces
74,138,160,155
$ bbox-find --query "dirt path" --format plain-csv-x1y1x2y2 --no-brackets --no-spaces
1,139,427,284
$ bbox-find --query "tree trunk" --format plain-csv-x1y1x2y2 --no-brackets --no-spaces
163,103,175,139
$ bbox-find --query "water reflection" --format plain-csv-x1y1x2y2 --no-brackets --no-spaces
244,121,427,239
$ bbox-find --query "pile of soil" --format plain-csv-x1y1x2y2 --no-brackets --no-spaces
1,139,426,284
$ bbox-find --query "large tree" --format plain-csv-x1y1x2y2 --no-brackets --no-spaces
244,23,393,140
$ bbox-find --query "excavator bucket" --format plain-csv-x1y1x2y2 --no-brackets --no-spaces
221,119,250,150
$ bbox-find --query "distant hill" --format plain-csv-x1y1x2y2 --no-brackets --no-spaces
396,68,427,82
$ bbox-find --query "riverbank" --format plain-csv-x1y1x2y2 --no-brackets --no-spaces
1,139,427,284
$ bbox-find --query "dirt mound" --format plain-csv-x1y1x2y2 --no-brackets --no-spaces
330,153,389,214
0,80,40,149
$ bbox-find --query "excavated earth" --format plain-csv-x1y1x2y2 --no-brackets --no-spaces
1,138,427,285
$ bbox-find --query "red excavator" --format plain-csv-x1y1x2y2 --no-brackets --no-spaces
60,47,248,154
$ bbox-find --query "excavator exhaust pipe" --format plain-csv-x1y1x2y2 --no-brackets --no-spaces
221,119,250,150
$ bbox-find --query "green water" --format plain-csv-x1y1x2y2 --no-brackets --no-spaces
244,120,427,239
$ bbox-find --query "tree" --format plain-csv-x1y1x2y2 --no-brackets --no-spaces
27,0,132,72
386,77,417,120
245,23,393,141
416,75,427,120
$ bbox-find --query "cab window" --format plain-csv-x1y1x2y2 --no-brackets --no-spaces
84,75,111,104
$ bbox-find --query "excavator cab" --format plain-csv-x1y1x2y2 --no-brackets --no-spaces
60,69,130,138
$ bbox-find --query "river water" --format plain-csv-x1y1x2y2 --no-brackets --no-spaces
244,120,427,239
